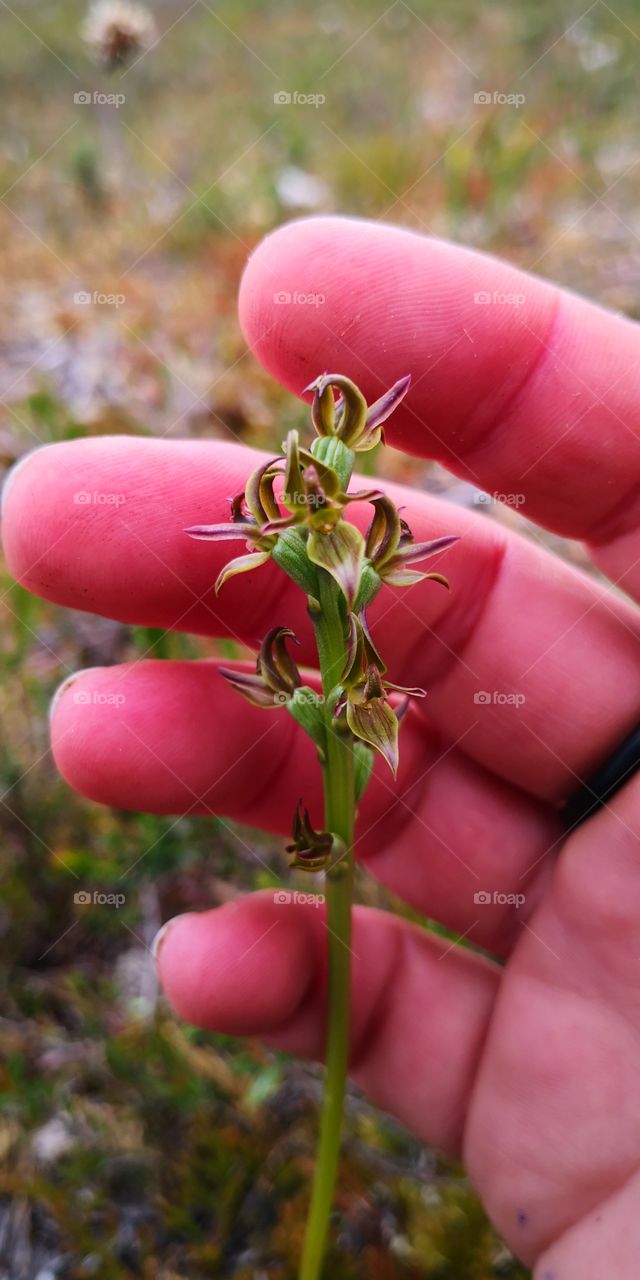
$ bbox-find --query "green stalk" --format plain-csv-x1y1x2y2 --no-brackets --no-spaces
299,568,355,1280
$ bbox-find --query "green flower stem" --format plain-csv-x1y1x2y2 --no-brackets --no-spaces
299,569,355,1280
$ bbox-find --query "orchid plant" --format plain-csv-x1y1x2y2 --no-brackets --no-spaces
185,373,458,1280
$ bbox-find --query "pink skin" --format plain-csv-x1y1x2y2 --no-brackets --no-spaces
4,216,640,1275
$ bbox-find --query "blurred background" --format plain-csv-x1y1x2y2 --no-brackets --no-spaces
1,0,637,1274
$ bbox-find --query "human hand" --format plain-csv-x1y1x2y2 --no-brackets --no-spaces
5,216,640,1277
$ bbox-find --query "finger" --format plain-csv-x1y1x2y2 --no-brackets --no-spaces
239,215,640,593
154,892,499,1155
7,435,640,798
51,660,557,954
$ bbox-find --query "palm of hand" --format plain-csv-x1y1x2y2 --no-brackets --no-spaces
466,799,640,1274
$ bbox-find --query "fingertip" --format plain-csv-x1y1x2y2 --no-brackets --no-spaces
1,444,57,578
237,216,558,468
155,893,316,1034
50,668,103,725
49,665,121,798
238,214,369,393
2,446,47,516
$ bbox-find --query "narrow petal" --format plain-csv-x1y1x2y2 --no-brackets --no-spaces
184,522,258,542
260,513,298,536
215,550,271,594
346,696,399,777
365,374,412,432
389,533,460,567
218,668,278,709
383,568,451,588
384,680,427,697
307,522,365,608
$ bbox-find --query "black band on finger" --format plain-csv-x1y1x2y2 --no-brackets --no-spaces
563,723,640,830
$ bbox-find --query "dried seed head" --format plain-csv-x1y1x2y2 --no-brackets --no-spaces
83,1,156,69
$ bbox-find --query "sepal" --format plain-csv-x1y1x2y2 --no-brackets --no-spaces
307,522,365,609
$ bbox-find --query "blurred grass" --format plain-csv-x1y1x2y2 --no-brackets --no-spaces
2,0,638,1274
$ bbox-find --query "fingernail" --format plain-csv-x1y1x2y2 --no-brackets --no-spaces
152,914,189,963
1,446,47,516
49,669,101,724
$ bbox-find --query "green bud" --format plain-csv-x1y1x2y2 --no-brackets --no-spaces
310,435,355,491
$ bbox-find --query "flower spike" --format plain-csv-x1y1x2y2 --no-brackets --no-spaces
183,369,461,1277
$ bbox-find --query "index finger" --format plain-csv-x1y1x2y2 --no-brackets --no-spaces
239,216,640,595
